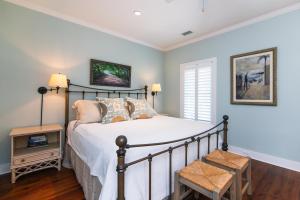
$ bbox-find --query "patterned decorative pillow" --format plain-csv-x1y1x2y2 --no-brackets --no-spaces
126,97,157,120
96,97,130,112
98,98,130,124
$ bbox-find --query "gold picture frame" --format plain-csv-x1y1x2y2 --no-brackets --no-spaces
230,47,277,106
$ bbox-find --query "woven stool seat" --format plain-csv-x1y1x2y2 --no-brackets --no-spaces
179,160,233,192
204,150,252,200
205,150,249,171
174,160,236,200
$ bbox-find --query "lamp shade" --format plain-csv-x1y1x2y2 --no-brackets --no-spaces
48,73,68,88
151,83,161,92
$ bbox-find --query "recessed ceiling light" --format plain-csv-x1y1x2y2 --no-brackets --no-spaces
133,10,142,16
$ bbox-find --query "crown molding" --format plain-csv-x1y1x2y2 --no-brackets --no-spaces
4,0,300,52
165,2,300,51
4,0,164,51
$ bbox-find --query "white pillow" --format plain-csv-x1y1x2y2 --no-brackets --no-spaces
72,100,101,124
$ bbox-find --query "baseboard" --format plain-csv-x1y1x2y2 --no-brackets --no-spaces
0,163,10,175
229,145,300,172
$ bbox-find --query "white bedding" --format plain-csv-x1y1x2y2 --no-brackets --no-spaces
68,115,221,200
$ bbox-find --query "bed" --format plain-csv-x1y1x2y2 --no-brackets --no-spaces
63,81,229,200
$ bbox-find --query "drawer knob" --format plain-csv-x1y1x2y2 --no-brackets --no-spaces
21,159,25,162
51,152,54,156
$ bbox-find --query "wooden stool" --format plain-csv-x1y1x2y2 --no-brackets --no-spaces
203,150,252,200
174,160,236,200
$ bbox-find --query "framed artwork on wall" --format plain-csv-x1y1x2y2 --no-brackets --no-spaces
231,47,277,106
90,59,131,87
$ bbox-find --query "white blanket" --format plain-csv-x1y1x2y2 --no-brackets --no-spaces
68,116,221,200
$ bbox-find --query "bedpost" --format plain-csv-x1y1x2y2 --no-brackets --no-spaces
116,135,127,200
64,79,70,140
144,85,148,100
222,115,229,151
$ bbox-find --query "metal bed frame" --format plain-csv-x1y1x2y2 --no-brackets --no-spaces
64,80,228,200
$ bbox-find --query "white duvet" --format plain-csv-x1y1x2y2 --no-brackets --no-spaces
68,115,221,200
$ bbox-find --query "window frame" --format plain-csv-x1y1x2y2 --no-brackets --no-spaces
180,57,217,123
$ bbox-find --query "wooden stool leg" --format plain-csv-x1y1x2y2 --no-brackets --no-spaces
11,169,16,184
212,191,220,200
58,159,62,171
247,160,252,195
174,172,181,200
194,192,200,200
236,170,242,200
230,175,236,200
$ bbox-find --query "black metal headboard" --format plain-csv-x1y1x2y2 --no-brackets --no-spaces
64,79,148,131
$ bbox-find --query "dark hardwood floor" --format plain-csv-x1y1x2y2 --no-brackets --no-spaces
0,168,84,200
0,160,299,200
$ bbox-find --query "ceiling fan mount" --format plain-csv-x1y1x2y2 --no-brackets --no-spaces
165,0,207,12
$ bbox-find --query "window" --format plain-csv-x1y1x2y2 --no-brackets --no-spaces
180,58,217,123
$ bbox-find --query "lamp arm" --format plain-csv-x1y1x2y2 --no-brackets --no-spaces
37,87,48,126
37,86,61,126
151,91,159,109
38,87,48,95
152,94,155,109
151,91,158,96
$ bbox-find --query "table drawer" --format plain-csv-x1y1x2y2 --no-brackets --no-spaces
14,149,60,166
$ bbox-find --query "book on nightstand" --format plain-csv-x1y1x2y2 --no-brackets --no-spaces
27,134,48,148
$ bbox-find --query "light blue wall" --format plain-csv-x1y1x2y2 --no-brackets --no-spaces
164,10,300,162
1,1,300,166
0,2,164,165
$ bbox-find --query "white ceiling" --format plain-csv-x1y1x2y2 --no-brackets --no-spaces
6,0,300,50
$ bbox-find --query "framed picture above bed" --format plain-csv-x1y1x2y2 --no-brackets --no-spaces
90,59,131,87
230,47,277,106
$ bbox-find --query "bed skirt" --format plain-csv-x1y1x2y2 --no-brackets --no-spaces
65,144,102,200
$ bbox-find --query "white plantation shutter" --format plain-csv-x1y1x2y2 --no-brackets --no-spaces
197,66,212,121
180,58,216,123
183,68,196,119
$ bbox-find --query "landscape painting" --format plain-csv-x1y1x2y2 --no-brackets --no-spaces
90,59,131,87
231,48,277,106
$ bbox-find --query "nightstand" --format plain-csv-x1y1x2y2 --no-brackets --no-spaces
10,124,63,183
